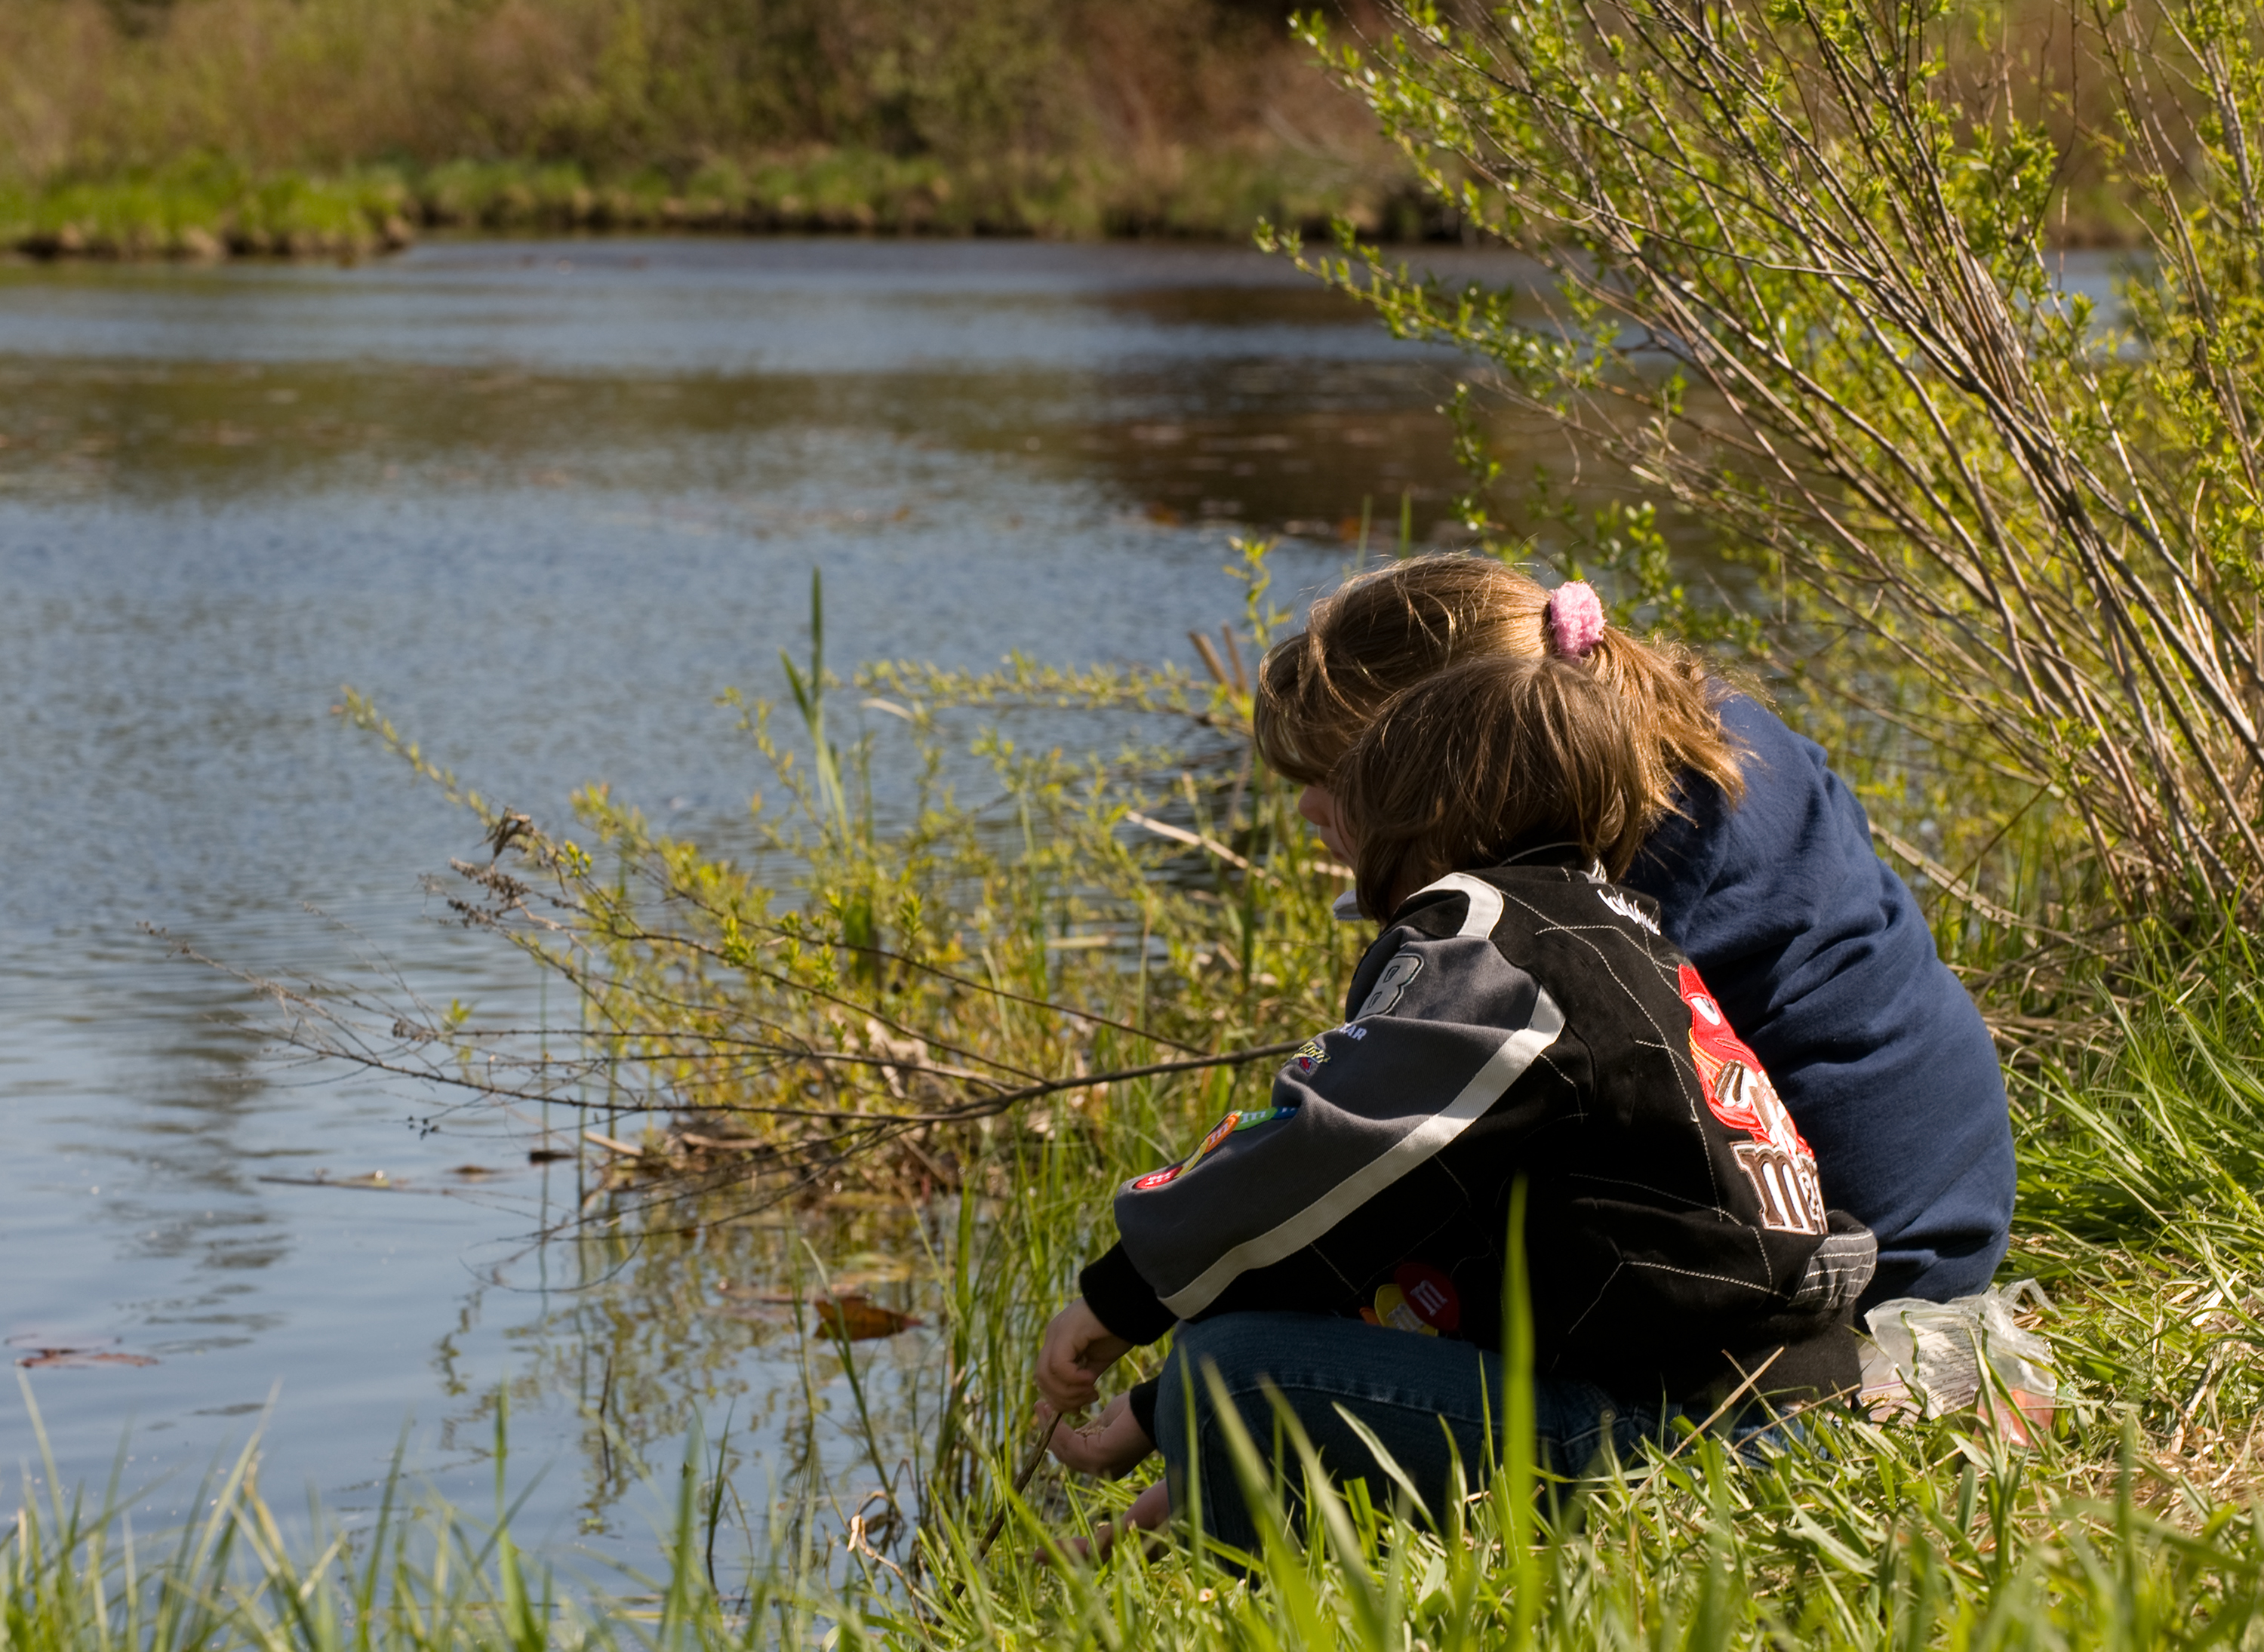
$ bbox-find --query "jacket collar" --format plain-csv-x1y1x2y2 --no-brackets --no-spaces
1487,839,1596,875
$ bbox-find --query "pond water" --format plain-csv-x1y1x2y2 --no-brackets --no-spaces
0,237,1519,1567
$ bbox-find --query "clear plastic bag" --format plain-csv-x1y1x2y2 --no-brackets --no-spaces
1857,1280,2061,1443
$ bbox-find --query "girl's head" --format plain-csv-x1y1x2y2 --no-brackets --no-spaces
1257,555,1744,863
1335,654,1649,919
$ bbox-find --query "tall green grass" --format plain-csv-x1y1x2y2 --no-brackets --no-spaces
22,940,2264,1648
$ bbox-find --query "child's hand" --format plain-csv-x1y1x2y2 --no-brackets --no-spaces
1044,1479,1172,1568
1044,1394,1153,1478
1035,1297,1131,1414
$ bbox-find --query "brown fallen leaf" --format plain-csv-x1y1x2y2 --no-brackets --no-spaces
17,1349,158,1369
814,1294,922,1341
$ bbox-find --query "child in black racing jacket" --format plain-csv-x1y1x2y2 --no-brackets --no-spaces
1035,641,1878,1558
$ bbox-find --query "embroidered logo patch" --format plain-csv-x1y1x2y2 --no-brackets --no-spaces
1127,1105,1297,1192
1678,962,1828,1235
1360,1262,1461,1335
1355,950,1423,1019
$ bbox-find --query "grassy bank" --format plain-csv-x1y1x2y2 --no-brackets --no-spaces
0,147,1430,262
0,0,1423,259
0,0,2164,260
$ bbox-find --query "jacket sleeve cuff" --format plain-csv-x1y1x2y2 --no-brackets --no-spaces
1126,1377,1161,1447
1078,1243,1178,1346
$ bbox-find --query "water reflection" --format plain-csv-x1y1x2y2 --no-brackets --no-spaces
0,355,1484,547
455,1211,940,1540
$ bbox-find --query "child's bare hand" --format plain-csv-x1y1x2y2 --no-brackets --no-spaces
1046,1478,1172,1567
1035,1297,1131,1414
1044,1394,1153,1478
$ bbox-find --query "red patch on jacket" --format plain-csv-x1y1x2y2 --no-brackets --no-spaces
1394,1262,1460,1331
1677,962,1828,1235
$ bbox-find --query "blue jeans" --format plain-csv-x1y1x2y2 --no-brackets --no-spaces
1150,1312,1770,1558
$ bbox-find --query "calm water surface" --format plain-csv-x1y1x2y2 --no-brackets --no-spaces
0,238,1515,1563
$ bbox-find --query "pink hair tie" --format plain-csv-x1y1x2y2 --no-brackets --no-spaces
1545,580,1606,659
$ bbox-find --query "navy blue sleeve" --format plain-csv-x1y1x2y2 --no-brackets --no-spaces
1620,694,2013,1306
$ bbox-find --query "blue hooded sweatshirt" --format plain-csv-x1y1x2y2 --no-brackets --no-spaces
1618,694,2013,1306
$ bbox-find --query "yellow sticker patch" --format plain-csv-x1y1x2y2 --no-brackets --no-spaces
1367,1282,1439,1337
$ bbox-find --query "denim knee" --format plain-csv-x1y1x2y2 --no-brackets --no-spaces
1146,1312,1501,1554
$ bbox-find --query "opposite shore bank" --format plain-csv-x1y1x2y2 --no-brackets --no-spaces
1,150,1452,263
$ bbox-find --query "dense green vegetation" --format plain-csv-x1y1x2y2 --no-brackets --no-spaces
0,0,1417,254
0,0,2165,257
40,611,2264,1645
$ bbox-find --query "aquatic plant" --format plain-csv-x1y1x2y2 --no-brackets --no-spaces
267,546,1350,1214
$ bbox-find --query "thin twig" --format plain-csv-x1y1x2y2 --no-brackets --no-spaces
952,1411,1062,1597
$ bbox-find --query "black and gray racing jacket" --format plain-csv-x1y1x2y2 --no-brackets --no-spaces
1079,850,1878,1426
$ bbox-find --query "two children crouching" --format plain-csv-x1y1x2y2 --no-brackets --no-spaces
1034,640,1877,1558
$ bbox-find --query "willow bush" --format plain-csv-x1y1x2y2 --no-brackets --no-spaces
1274,0,2264,928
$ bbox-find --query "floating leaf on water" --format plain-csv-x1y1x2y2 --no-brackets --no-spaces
17,1349,158,1369
814,1293,921,1340
450,1164,498,1177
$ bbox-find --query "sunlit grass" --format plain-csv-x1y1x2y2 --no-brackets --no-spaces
0,0,1422,259
22,949,2264,1652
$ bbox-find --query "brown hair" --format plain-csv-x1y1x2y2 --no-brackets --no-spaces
1255,555,1746,852
1336,655,1650,919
